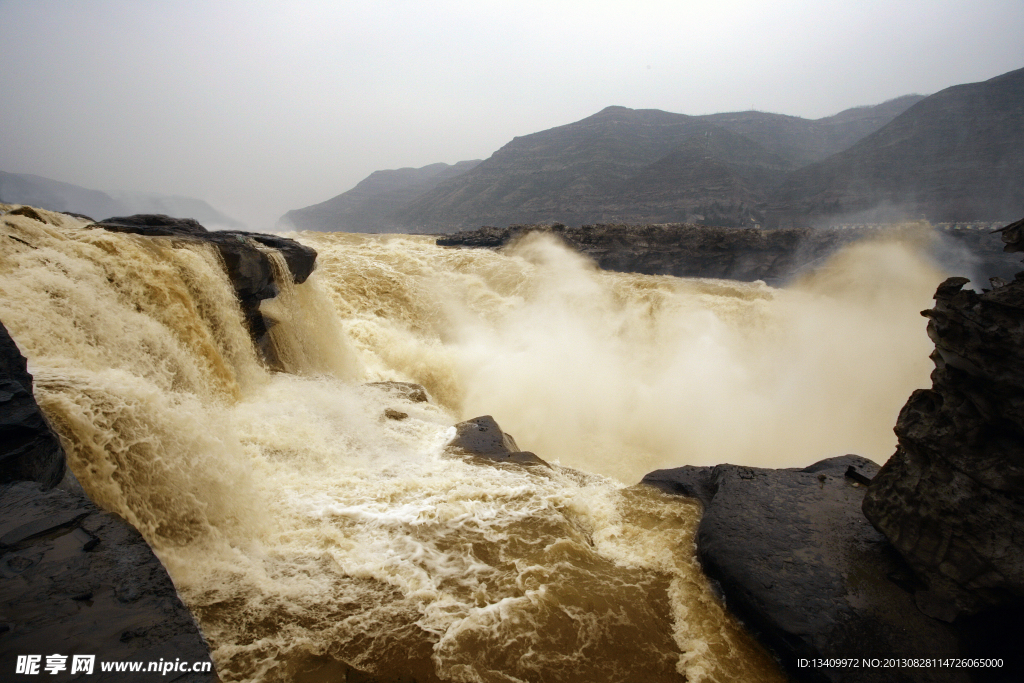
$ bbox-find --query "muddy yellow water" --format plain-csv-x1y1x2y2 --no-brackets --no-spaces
0,206,943,681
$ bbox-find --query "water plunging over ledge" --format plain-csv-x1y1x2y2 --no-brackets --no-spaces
0,209,943,681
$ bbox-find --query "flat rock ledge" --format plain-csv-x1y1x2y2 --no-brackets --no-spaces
438,223,849,285
0,481,216,682
436,222,1021,286
643,456,986,683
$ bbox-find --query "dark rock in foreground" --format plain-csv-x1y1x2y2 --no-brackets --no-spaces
643,456,966,683
863,268,1024,620
0,482,216,682
446,416,549,468
1,313,218,681
0,322,65,489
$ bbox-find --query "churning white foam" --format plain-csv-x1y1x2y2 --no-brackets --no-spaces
1,206,946,682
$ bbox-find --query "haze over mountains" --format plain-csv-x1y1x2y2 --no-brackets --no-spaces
0,171,242,228
284,67,1023,233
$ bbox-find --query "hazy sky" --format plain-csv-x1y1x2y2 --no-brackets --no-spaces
1,0,1022,229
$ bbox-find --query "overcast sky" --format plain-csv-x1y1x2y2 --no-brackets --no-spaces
1,0,1022,229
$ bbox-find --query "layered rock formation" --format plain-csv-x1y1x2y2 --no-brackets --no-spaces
439,222,1024,285
862,231,1024,620
641,217,1024,681
0,482,217,682
0,323,65,489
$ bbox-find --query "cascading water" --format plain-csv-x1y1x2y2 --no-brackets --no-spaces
0,206,943,682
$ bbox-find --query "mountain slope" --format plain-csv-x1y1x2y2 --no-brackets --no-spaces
388,97,923,231
603,126,797,226
0,172,122,219
771,68,1024,225
280,160,481,232
0,172,241,227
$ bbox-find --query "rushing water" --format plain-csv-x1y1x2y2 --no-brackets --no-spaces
0,206,943,682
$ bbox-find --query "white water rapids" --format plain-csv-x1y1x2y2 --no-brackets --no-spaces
0,206,944,682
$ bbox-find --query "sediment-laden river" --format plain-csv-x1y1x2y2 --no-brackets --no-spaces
0,208,941,681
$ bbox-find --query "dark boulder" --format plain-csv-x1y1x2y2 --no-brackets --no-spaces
863,263,1024,620
93,214,317,365
446,416,549,467
0,321,65,489
0,481,216,682
643,456,965,682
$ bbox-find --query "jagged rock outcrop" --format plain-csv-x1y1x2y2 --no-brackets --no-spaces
0,319,216,681
446,416,549,467
643,456,966,683
93,214,317,366
0,322,65,489
862,234,1024,620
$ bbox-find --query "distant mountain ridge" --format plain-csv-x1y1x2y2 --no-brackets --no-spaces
391,97,938,231
771,68,1024,224
283,95,927,232
284,67,1023,232
0,172,242,228
280,160,481,233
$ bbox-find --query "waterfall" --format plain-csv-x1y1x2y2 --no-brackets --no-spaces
1,206,944,682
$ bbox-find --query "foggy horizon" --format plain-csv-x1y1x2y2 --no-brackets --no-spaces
1,0,1022,230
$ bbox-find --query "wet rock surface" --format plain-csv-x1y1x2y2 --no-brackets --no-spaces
1,316,218,681
446,416,550,468
0,321,65,489
0,481,216,682
643,456,967,683
93,214,317,364
863,259,1024,620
